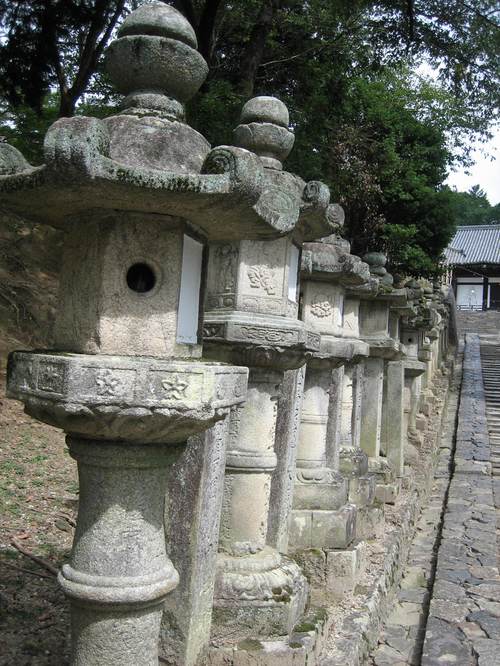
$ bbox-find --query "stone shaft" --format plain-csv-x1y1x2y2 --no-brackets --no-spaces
161,418,230,666
213,367,307,637
381,360,405,477
360,357,384,459
219,367,280,556
60,437,181,666
268,366,306,553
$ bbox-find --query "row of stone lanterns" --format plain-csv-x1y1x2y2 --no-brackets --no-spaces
0,3,452,665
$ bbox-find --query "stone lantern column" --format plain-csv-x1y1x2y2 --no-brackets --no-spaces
202,96,334,638
401,319,427,456
0,4,303,664
341,276,384,538
291,237,371,536
288,235,373,601
355,253,407,502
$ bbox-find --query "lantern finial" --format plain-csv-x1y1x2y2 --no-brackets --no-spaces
234,96,295,170
105,2,208,121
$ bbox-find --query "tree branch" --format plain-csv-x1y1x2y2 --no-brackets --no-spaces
458,1,500,29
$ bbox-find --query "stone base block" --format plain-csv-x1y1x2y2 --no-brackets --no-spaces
292,473,348,511
339,448,368,477
326,541,368,598
207,608,332,666
212,549,308,639
356,504,385,540
348,474,375,507
375,479,401,505
289,504,356,550
292,541,368,605
368,457,393,483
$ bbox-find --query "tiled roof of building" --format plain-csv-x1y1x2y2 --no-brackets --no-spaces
444,224,500,266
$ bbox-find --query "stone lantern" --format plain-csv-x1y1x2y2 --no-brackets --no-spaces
400,314,428,457
288,233,372,602
334,260,383,539
0,4,312,664
354,252,408,502
202,96,334,638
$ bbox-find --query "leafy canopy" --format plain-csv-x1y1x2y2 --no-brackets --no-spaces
1,0,499,277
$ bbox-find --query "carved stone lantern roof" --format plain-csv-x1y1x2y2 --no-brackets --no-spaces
349,251,406,359
203,96,335,370
300,233,371,365
0,6,331,243
301,233,371,288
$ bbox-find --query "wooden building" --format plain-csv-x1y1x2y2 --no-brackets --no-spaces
444,224,500,310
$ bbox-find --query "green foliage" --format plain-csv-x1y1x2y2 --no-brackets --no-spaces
1,0,498,276
0,96,59,165
0,0,126,117
281,67,458,277
448,185,500,226
0,92,116,165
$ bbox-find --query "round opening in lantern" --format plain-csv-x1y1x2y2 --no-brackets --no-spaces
126,263,156,293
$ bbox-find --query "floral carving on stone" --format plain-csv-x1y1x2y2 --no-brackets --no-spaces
310,295,333,318
161,374,188,400
95,369,121,397
38,363,65,393
247,266,276,295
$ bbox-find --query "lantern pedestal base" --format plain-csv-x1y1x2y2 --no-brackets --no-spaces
289,504,357,550
213,547,308,638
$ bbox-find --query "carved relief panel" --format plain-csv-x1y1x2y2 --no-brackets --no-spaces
205,242,240,310
302,281,344,336
237,238,288,315
206,237,302,320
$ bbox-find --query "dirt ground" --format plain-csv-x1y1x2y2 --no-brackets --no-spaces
0,372,76,665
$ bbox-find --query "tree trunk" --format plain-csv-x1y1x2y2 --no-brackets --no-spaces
197,0,225,65
237,0,281,98
58,92,78,118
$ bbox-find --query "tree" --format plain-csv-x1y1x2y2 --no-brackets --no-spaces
448,186,500,226
1,1,498,127
0,1,127,118
301,68,459,277
1,0,498,276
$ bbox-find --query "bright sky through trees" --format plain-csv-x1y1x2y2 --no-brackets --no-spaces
446,127,500,205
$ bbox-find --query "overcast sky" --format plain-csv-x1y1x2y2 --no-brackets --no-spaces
445,125,500,205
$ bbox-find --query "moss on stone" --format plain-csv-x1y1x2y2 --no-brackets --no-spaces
293,621,316,633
